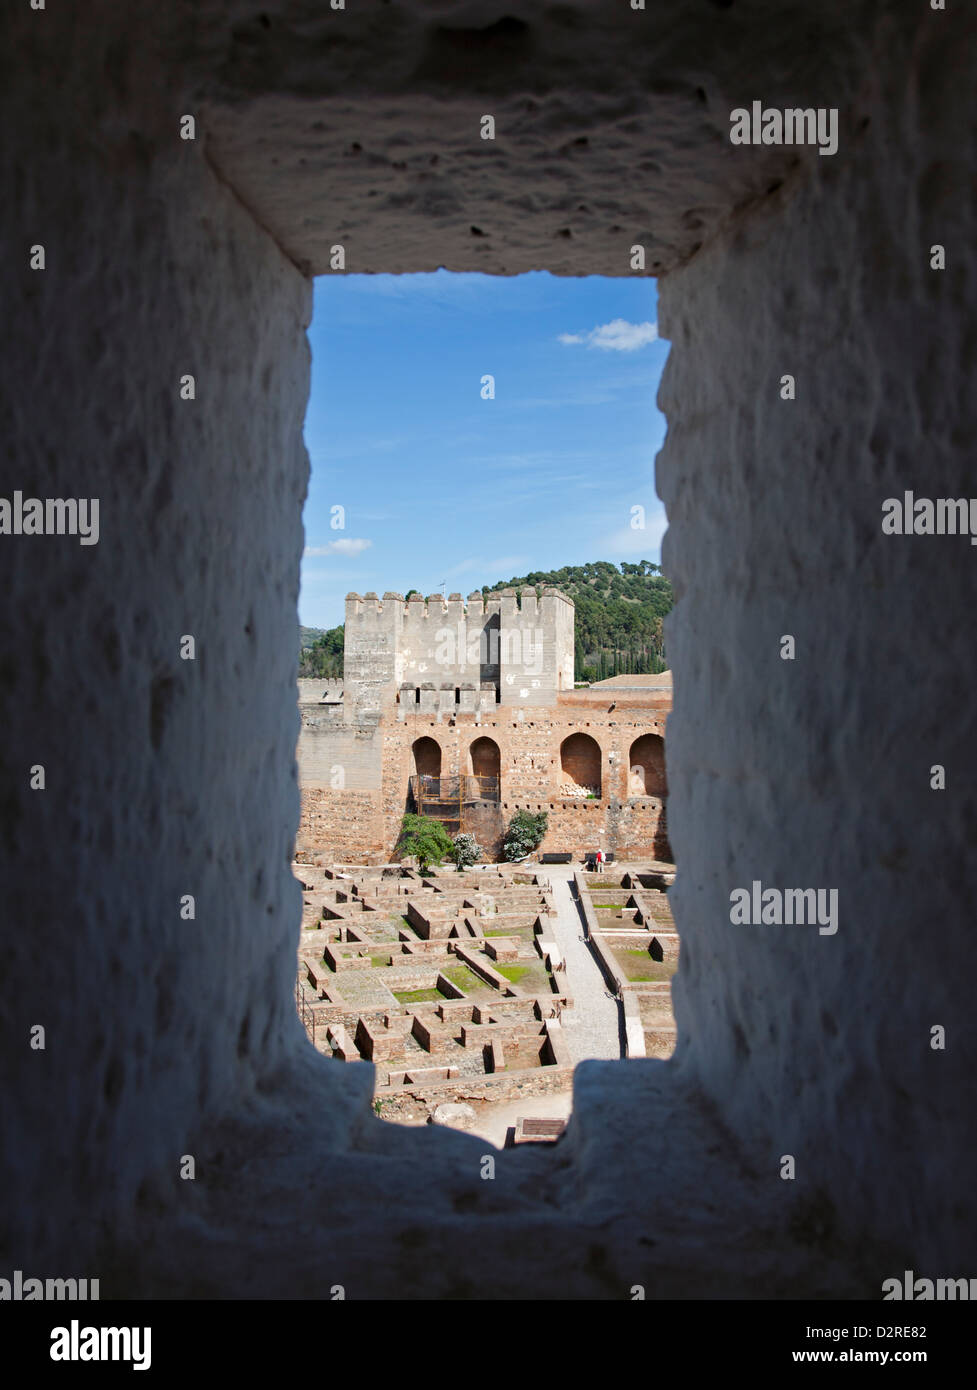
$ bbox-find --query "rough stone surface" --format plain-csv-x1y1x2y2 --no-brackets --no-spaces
432,1102,477,1131
191,0,878,277
656,12,977,1270
2,0,975,1298
3,0,318,1273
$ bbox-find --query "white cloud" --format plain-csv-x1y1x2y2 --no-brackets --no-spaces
558,319,658,352
304,538,372,557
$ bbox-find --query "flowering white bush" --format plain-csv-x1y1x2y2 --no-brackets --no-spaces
451,833,482,870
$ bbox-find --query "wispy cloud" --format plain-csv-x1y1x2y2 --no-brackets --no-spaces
304,538,373,557
599,506,669,558
558,319,659,352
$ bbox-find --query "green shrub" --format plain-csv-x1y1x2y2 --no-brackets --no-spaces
502,810,548,862
395,813,454,873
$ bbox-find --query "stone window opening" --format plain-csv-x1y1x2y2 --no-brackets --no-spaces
13,3,965,1302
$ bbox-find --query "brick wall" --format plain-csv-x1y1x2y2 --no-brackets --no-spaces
297,787,385,861
298,690,671,862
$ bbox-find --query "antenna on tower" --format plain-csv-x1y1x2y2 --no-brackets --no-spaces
439,580,446,597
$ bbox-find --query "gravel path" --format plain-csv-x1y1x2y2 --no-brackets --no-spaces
466,1089,573,1148
544,867,622,1063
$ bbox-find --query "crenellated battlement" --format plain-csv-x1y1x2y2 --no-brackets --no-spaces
344,587,573,619
341,584,575,713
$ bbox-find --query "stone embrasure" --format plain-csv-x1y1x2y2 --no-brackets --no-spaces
2,0,974,1299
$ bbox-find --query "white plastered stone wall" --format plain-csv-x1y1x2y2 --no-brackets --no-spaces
1,0,973,1296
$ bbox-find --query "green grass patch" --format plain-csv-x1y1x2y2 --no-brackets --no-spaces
440,963,485,993
370,956,392,968
394,987,443,1004
613,949,677,984
494,962,553,994
494,963,529,983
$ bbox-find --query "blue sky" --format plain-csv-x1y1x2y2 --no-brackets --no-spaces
300,271,670,630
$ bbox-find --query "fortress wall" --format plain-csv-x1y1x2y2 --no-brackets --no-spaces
343,589,574,709
297,678,343,704
296,721,382,791
343,593,402,721
297,705,671,862
497,590,575,707
557,689,672,713
400,594,473,686
297,788,385,863
553,591,576,697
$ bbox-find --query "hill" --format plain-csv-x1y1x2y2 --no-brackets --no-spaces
298,623,344,677
298,561,674,682
481,561,672,680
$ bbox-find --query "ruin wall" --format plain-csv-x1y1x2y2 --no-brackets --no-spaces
296,697,670,861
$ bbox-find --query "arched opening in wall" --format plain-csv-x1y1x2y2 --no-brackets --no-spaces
411,736,441,780
469,735,501,798
560,732,602,799
628,733,667,797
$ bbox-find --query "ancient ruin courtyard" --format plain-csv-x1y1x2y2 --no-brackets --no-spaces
294,855,678,1144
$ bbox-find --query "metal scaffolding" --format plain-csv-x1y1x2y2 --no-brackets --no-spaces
409,773,500,835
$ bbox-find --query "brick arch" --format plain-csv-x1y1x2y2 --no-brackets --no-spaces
628,733,667,797
468,735,500,783
410,736,441,779
560,732,602,798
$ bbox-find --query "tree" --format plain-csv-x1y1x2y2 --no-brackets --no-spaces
299,623,345,678
502,810,548,862
450,832,482,870
395,813,454,873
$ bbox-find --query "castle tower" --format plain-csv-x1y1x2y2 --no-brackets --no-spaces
342,587,575,715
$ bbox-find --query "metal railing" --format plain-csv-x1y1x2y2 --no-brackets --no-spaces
295,976,317,1049
409,773,500,809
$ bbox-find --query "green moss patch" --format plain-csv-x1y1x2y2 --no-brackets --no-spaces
612,948,677,984
441,963,486,993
